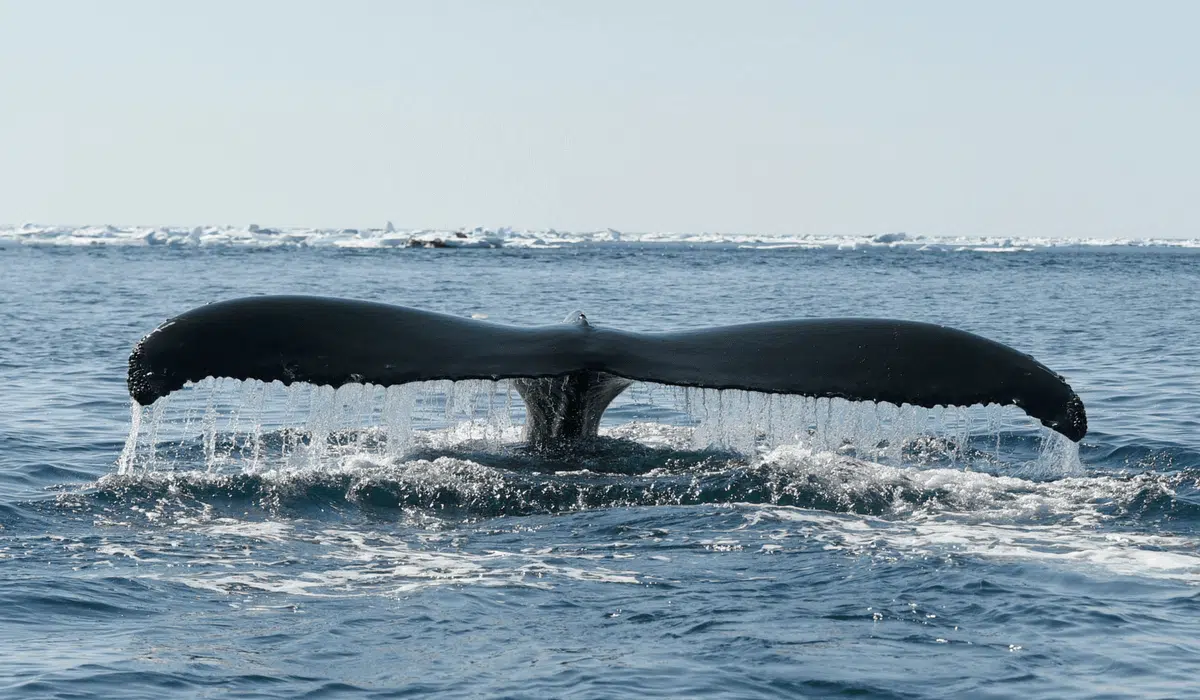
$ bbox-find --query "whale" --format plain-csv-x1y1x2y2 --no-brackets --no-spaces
127,295,1088,446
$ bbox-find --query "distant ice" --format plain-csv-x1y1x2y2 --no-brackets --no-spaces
3,224,1198,252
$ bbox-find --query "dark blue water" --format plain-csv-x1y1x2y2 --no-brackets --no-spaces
2,244,1199,699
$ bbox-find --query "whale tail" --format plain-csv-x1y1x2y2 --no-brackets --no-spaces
127,296,1087,445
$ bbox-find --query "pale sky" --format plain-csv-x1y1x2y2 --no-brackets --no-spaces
1,1,1196,237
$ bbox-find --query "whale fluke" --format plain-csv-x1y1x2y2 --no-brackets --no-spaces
127,296,1087,444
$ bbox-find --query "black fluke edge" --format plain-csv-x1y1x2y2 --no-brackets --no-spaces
127,295,1087,444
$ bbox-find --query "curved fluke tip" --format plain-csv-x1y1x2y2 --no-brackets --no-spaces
1044,393,1087,443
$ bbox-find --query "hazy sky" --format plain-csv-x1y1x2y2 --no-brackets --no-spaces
1,1,1196,237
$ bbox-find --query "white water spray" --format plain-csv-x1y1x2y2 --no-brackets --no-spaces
116,379,1080,477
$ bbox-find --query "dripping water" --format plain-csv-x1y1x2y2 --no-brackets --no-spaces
116,379,1079,478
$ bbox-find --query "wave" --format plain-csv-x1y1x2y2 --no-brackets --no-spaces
80,439,1193,523
4,224,1199,251
16,444,1185,598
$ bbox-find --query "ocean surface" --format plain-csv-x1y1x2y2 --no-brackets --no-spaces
2,234,1198,699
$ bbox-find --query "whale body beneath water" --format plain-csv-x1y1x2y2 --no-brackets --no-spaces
127,296,1088,446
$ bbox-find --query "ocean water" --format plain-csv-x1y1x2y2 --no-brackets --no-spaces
2,238,1198,699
